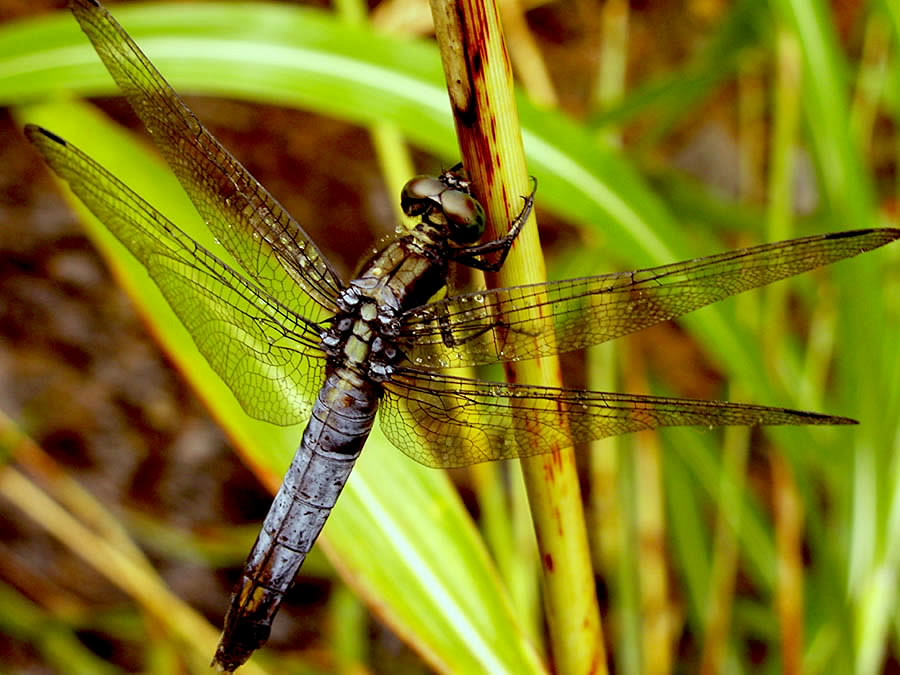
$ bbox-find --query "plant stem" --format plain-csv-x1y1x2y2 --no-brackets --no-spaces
428,2,605,673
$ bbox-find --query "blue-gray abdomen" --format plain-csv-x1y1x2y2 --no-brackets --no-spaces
214,368,379,670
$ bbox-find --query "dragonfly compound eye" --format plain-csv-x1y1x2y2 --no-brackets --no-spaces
400,175,445,217
441,189,486,243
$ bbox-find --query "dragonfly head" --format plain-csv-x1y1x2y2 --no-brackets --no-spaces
400,174,487,245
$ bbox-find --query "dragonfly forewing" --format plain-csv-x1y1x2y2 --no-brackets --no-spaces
69,0,345,321
399,228,900,369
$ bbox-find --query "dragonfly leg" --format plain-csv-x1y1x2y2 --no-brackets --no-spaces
451,178,537,272
439,313,508,349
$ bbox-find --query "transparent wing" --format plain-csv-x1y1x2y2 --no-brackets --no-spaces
69,0,345,320
399,229,900,369
380,368,855,468
28,125,326,426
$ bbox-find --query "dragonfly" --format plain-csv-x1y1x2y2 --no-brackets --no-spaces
26,0,899,671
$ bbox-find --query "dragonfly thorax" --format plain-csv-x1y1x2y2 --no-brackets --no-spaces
320,282,405,383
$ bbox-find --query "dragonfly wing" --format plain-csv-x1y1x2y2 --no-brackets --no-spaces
399,228,900,369
380,367,855,468
69,0,345,320
28,125,325,427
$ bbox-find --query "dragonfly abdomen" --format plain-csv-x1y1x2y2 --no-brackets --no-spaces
214,369,379,671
